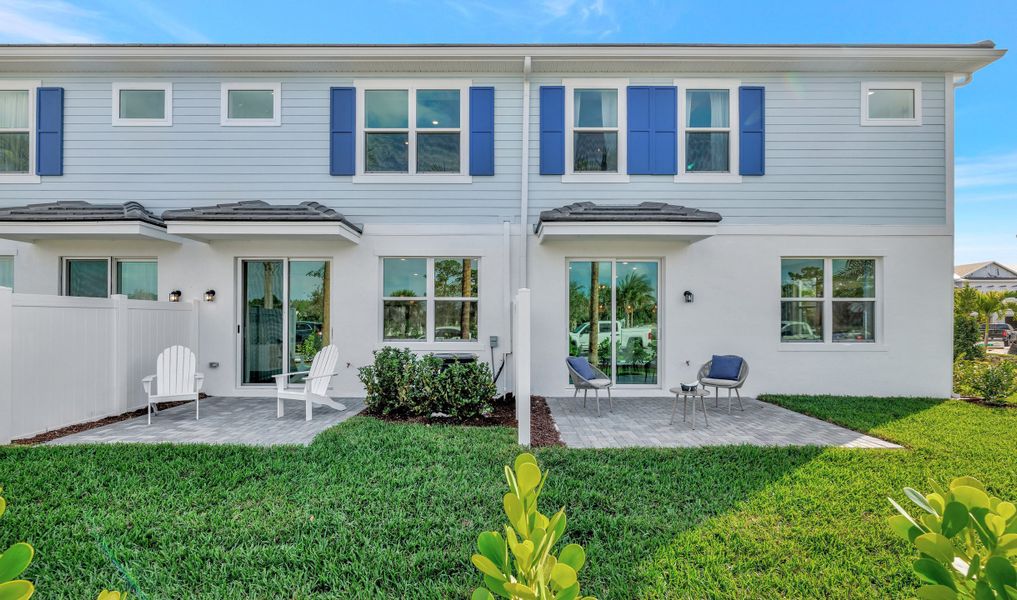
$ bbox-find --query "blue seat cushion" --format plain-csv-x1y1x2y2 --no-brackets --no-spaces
707,355,743,380
567,356,598,381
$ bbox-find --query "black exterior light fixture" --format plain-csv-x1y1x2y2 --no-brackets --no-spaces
168,290,182,302
204,289,216,302
683,290,694,303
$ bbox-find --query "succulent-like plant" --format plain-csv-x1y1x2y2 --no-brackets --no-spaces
889,476,1017,599
470,453,595,600
0,486,35,600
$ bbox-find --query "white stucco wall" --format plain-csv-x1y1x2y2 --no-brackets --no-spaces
529,229,954,398
0,227,953,399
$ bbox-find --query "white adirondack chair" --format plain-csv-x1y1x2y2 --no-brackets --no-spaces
274,344,344,421
141,345,204,425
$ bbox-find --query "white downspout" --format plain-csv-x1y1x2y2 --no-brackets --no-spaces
519,56,532,288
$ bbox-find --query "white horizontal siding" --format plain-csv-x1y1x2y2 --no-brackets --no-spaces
527,74,946,225
0,72,947,226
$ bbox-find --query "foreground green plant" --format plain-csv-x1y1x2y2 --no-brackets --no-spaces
0,486,34,600
889,476,1017,599
470,453,594,600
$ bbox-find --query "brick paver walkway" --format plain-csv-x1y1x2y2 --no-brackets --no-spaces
49,396,365,446
546,396,900,449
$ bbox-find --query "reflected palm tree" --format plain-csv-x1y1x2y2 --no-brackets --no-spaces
616,271,654,327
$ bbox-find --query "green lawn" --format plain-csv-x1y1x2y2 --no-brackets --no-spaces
1,396,1015,599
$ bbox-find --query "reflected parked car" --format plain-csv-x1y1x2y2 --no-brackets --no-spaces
988,323,1015,346
780,320,817,341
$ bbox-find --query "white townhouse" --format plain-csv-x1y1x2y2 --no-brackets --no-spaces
0,43,1004,399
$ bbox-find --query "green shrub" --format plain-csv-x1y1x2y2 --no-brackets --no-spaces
358,347,496,418
433,361,497,419
888,476,1017,599
953,359,1017,404
955,314,986,361
471,453,595,600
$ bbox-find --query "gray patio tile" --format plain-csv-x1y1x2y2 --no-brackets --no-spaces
545,396,901,449
47,397,365,447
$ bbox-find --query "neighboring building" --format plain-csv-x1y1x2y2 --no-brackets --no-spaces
954,261,1017,291
0,42,1004,399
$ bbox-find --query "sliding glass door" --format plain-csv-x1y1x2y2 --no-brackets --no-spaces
241,259,330,385
567,259,659,385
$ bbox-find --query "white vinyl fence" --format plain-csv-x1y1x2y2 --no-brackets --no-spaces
0,288,197,443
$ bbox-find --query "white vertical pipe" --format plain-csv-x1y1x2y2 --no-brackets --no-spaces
519,56,532,288
515,288,531,446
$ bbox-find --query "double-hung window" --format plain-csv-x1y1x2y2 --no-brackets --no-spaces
382,257,479,342
860,82,922,126
356,81,469,181
113,82,172,126
63,258,158,300
563,79,627,182
0,81,38,182
677,80,740,182
780,258,878,344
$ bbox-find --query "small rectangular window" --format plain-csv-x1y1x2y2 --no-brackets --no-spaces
113,83,172,126
860,82,922,126
115,259,158,300
0,256,13,289
221,83,281,126
0,89,30,173
780,257,878,344
65,259,110,298
381,257,479,342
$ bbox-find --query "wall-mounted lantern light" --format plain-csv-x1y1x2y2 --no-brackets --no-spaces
168,290,182,303
683,290,694,304
204,289,216,303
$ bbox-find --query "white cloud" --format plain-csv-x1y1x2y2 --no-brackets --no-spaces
0,0,102,43
956,151,1017,190
128,0,209,43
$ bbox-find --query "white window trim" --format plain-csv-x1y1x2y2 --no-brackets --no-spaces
675,78,742,184
353,79,472,184
112,82,172,127
379,256,481,345
61,257,158,299
860,81,922,127
778,257,882,348
563,78,629,183
0,80,41,184
220,82,281,127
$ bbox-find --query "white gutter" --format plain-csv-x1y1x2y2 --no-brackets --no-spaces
519,55,532,288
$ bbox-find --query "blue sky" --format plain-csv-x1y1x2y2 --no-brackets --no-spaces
1,0,1014,264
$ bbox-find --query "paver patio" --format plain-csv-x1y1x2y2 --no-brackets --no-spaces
48,396,365,446
546,396,901,448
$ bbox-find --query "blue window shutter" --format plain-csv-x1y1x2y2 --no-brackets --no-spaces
469,86,495,176
329,87,355,176
627,86,676,175
539,86,565,175
36,87,64,176
652,86,677,175
627,86,651,174
739,86,765,176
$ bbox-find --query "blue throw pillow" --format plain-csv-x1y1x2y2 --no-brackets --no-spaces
707,355,743,380
567,356,598,381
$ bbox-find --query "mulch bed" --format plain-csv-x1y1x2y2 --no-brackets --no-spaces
10,397,202,445
957,396,1016,409
364,395,564,447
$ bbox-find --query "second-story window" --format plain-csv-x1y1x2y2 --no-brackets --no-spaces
361,83,466,177
113,82,172,126
563,79,628,182
684,89,731,172
220,82,281,126
0,85,32,175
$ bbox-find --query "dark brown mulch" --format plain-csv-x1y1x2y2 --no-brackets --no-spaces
10,397,204,445
364,395,564,447
957,396,1016,409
